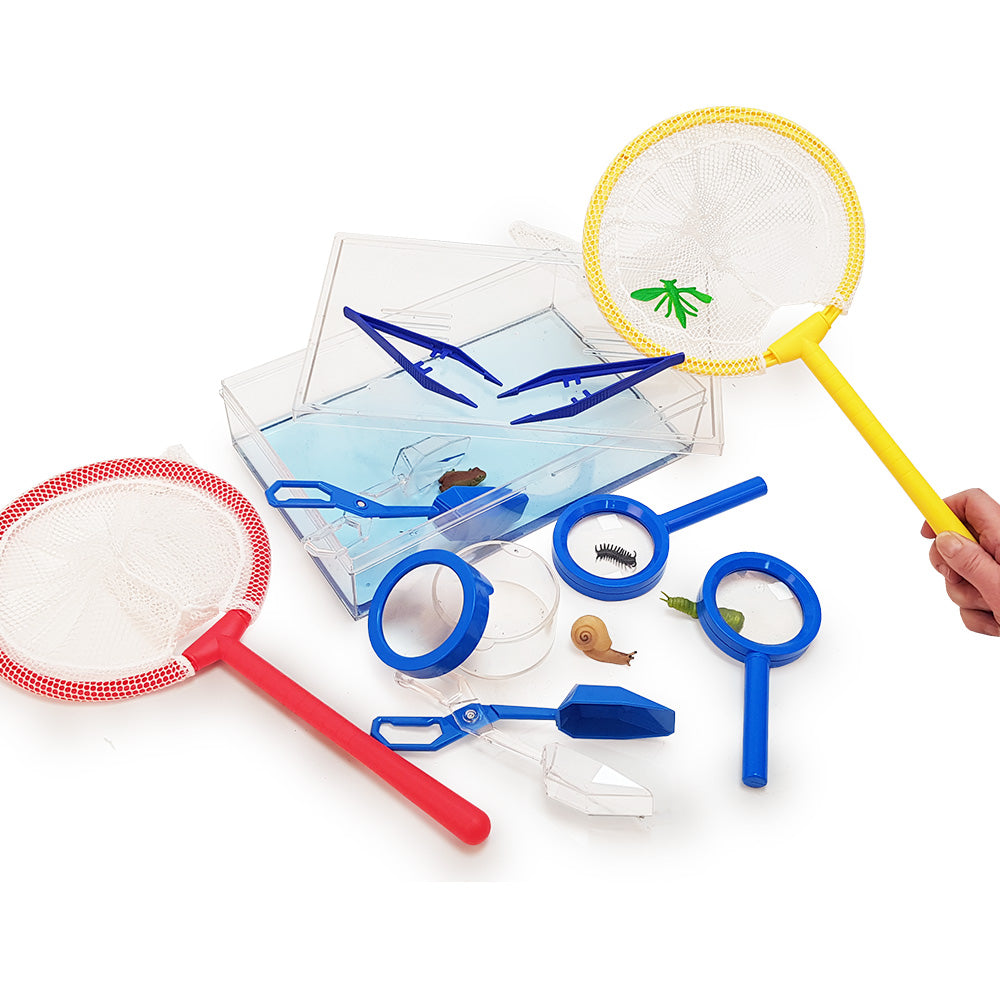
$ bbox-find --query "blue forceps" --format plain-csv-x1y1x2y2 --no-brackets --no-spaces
344,307,502,407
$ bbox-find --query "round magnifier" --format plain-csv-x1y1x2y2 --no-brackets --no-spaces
552,477,767,601
368,550,493,678
367,542,558,679
696,552,821,788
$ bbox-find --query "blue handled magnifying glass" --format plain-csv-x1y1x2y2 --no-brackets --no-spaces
551,477,768,601
368,550,494,679
696,551,821,788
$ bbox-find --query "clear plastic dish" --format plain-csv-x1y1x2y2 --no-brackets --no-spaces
432,541,560,679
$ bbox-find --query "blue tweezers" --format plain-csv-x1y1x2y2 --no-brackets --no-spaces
498,352,686,425
344,307,502,408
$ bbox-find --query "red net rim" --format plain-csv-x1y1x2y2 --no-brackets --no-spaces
0,457,271,701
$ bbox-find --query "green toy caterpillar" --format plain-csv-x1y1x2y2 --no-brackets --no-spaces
661,593,745,633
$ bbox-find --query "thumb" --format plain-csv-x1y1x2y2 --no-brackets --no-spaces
935,532,1000,605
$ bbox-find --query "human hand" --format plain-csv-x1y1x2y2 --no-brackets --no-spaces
922,489,1000,636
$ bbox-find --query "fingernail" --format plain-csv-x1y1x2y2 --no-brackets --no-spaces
936,531,966,558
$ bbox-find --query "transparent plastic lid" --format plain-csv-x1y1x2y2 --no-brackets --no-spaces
222,232,726,619
292,233,723,452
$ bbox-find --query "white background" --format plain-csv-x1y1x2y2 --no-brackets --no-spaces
2,2,998,996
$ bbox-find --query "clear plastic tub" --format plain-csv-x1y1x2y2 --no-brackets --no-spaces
222,233,725,618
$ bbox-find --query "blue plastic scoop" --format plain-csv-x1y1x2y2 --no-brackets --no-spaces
370,684,676,751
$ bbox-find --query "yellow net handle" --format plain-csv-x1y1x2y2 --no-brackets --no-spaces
766,310,974,539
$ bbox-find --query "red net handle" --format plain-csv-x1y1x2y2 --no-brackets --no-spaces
185,611,491,846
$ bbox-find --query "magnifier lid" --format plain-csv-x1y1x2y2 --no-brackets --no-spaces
697,551,821,665
552,494,670,601
368,549,493,678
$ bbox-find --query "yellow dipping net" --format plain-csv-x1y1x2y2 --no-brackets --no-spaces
583,107,865,376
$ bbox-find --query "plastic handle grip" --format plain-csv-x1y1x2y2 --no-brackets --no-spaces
486,705,556,723
742,651,771,788
370,715,468,751
799,341,974,540
661,477,768,534
266,480,345,509
265,480,437,519
187,613,490,845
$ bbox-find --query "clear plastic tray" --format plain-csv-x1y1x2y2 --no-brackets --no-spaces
222,233,725,619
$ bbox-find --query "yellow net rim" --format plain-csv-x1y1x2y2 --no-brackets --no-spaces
582,106,866,376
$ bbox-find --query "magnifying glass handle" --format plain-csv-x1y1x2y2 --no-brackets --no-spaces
661,477,768,533
742,651,771,788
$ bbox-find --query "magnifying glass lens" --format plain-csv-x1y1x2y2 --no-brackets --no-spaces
381,563,462,657
714,570,803,645
564,511,656,579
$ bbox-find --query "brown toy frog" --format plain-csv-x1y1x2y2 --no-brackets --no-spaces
438,467,486,492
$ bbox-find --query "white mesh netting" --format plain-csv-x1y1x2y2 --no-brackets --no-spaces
0,460,268,700
586,118,862,375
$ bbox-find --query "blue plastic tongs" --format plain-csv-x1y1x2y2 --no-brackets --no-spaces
265,478,526,519
497,352,685,425
265,478,529,544
344,307,502,408
378,674,660,816
371,684,675,751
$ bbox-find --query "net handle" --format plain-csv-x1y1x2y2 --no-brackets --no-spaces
767,310,974,539
185,611,491,846
802,342,973,538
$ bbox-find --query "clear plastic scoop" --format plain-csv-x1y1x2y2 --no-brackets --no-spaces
393,673,656,818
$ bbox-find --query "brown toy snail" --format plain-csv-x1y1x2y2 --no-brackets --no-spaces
570,615,635,666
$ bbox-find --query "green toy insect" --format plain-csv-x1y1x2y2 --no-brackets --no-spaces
630,279,712,329
661,593,745,633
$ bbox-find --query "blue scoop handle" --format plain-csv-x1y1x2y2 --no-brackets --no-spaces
371,706,560,752
661,476,768,533
371,685,675,751
369,714,474,751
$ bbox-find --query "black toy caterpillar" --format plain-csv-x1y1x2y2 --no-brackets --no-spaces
594,543,638,569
